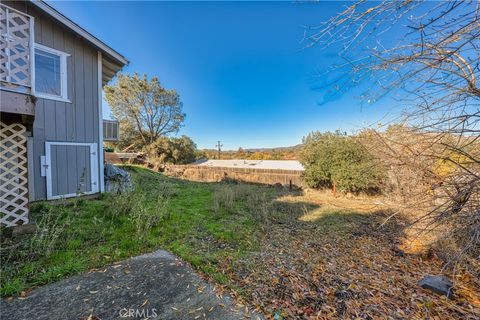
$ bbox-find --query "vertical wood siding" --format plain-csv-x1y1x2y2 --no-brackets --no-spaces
50,145,91,197
6,2,100,200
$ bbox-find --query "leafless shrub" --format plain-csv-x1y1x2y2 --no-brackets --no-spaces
358,126,479,265
304,1,480,265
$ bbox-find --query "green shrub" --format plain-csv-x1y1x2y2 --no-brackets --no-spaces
299,131,385,193
146,135,198,165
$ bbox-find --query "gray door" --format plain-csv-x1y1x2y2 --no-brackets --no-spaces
45,142,98,200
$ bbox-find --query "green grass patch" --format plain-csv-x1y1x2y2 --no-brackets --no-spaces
1,166,373,298
0,166,262,296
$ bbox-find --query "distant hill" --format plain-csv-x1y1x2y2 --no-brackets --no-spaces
242,144,303,153
200,144,303,160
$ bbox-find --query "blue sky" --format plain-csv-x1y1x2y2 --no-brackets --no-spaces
49,1,396,150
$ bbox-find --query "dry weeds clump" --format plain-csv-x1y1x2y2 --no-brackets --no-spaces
108,185,171,241
357,128,480,268
1,205,68,264
212,183,276,227
301,0,479,273
0,204,72,296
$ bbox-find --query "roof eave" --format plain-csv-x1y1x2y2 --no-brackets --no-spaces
31,1,129,66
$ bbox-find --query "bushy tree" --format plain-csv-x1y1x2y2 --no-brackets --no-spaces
113,120,144,151
146,135,197,165
299,131,385,193
105,73,185,149
236,147,246,158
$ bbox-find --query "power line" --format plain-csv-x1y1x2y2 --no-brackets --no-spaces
215,140,223,159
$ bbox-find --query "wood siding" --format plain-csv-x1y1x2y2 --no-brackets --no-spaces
5,1,101,200
50,145,92,197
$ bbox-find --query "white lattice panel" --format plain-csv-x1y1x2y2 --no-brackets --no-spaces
0,4,32,87
0,121,29,226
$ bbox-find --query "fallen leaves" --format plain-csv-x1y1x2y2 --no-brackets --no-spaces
213,205,480,319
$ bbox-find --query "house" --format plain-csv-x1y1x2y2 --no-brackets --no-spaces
1,1,128,227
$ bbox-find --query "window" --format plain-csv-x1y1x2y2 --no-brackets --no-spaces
103,120,119,141
34,44,69,101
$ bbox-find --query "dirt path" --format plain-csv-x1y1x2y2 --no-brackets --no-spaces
1,250,259,320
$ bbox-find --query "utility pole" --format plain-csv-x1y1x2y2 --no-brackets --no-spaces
215,141,223,159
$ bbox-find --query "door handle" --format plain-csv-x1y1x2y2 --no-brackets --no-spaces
40,155,48,176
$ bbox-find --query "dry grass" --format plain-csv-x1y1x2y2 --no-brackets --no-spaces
280,189,385,217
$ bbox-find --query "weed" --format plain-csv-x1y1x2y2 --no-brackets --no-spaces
108,189,135,217
212,184,237,214
128,191,169,241
1,167,280,296
30,206,69,257
212,183,276,227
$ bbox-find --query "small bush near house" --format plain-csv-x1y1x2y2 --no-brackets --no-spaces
0,205,68,264
299,131,386,193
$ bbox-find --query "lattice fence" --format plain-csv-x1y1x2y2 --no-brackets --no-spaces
0,121,29,226
0,4,32,88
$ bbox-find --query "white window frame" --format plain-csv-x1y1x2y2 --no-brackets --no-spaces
34,43,70,103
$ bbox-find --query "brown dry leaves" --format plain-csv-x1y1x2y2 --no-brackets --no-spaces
217,192,480,319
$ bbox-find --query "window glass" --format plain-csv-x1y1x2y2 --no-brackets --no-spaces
35,49,61,96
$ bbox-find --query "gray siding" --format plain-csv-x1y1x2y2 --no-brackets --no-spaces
50,145,91,197
7,1,101,200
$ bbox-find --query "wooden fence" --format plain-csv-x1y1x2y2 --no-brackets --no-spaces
163,164,305,188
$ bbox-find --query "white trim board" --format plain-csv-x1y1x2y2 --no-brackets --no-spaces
45,142,99,200
98,51,105,192
34,43,70,102
35,43,71,58
30,15,35,94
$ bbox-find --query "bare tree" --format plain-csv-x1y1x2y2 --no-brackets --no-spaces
105,73,185,148
304,1,479,263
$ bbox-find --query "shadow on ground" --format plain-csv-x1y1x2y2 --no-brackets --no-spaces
4,166,474,319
